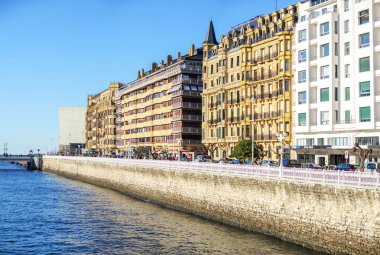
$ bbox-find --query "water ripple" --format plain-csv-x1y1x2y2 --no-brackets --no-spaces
0,163,324,255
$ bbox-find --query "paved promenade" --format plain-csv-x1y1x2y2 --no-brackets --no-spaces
46,156,380,189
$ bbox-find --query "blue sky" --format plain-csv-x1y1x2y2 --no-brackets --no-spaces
0,0,296,154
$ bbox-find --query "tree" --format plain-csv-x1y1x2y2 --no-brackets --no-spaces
352,143,372,172
230,139,265,161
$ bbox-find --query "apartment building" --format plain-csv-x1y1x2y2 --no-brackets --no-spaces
115,46,204,159
86,82,121,156
201,4,299,160
292,0,380,165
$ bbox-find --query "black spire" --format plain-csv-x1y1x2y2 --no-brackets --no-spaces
203,20,217,45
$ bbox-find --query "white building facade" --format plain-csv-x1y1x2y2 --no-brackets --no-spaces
58,107,86,154
292,0,380,165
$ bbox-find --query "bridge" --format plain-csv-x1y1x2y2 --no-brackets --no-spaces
0,155,42,170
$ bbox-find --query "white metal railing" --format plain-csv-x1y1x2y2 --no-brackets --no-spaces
43,156,380,189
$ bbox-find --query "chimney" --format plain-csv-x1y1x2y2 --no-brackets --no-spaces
177,51,181,60
151,62,157,72
137,70,141,79
189,44,195,56
141,68,145,77
161,59,165,66
167,55,172,65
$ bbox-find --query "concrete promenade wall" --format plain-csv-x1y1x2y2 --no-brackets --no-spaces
42,157,380,255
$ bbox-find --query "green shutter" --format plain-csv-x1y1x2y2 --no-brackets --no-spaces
298,113,306,125
360,107,371,122
359,81,370,96
320,88,329,102
345,110,350,124
345,87,350,101
359,57,370,72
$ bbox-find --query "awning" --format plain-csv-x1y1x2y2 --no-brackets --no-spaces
166,85,181,94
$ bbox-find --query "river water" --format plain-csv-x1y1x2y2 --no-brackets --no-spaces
0,163,324,255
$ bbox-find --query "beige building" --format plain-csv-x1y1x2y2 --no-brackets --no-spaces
58,106,86,155
116,46,204,159
201,4,298,160
86,82,122,156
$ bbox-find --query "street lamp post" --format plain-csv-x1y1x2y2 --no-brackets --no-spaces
176,138,183,161
127,141,131,159
276,132,287,178
251,97,255,165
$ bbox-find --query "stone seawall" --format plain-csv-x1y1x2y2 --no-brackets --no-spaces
42,157,380,255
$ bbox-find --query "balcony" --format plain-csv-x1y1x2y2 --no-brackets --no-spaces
172,102,202,109
172,90,201,97
168,139,202,145
375,19,380,28
376,67,380,77
254,134,277,141
228,117,239,123
172,115,202,121
172,77,202,86
226,136,239,143
180,65,202,74
203,137,217,143
375,42,380,52
172,127,202,134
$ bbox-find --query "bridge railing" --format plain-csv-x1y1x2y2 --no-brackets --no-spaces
44,156,380,189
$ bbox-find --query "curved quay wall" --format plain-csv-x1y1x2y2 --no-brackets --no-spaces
42,157,380,255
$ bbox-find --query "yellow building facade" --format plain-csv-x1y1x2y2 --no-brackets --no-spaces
115,47,205,159
86,82,121,156
202,4,298,160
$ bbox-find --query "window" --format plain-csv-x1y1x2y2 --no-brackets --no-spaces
344,20,349,33
359,10,369,25
334,87,338,101
355,136,379,146
285,60,290,72
359,33,369,48
321,43,329,57
344,42,350,55
344,0,349,12
298,91,306,104
322,8,327,15
320,22,329,36
345,64,350,78
359,81,370,97
298,113,306,126
298,50,306,63
236,56,240,66
359,57,370,72
320,111,329,125
230,58,233,68
299,29,306,42
359,106,371,122
345,110,351,124
335,65,338,78
334,21,338,34
301,15,306,22
317,138,324,145
296,138,314,146
327,137,349,146
298,70,306,83
320,88,329,102
345,87,350,101
334,43,338,56
321,65,329,79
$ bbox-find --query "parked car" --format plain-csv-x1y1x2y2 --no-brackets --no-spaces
261,160,278,167
194,155,212,163
302,163,323,170
336,163,355,171
364,162,377,172
282,159,301,168
229,158,240,164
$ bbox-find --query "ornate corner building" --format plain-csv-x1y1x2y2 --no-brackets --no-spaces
86,82,122,156
115,46,205,159
201,4,299,160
